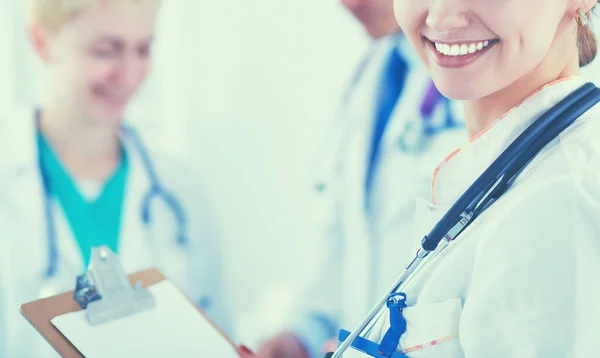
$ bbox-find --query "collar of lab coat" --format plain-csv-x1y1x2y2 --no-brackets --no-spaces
332,32,447,322
1,108,39,176
0,108,151,183
431,76,586,205
394,32,420,69
0,108,156,273
368,32,420,76
0,108,48,283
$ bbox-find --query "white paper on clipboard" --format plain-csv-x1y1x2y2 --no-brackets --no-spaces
51,280,238,357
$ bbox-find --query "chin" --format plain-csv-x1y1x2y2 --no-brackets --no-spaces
92,108,126,125
440,87,480,101
87,97,128,125
432,76,486,101
105,113,126,125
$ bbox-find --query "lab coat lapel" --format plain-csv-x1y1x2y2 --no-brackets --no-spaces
0,109,85,295
380,65,431,149
0,108,48,295
432,77,586,206
414,78,587,254
117,131,155,274
0,108,82,356
367,58,431,220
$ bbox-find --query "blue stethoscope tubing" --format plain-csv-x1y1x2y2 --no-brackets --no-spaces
332,82,600,358
422,82,600,252
41,123,188,278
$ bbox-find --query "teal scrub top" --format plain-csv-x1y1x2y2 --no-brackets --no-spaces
37,132,129,267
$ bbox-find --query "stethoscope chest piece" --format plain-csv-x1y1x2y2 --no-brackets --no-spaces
397,119,429,154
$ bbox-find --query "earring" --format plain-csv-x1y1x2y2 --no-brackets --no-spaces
576,9,589,27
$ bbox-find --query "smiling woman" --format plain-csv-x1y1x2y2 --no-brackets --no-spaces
333,0,600,357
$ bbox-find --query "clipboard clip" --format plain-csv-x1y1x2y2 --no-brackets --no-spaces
73,246,156,326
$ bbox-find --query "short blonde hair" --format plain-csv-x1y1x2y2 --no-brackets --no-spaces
27,0,159,32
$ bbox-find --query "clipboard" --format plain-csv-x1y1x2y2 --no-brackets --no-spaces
20,247,251,357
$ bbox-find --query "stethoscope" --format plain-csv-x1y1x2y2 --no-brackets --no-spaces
313,56,460,197
346,44,460,152
329,82,600,358
38,113,188,279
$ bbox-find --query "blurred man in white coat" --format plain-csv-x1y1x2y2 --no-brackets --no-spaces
258,0,466,357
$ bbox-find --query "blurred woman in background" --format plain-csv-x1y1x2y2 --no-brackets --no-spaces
0,1,230,356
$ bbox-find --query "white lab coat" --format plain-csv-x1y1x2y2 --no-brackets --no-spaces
288,34,466,356
355,76,600,357
0,108,231,358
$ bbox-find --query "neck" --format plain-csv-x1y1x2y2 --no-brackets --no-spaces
464,23,580,138
39,104,122,181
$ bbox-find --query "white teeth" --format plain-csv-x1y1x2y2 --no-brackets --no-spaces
450,44,460,56
438,43,449,56
433,40,495,57
442,44,451,55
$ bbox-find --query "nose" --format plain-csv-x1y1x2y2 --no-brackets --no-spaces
426,0,471,33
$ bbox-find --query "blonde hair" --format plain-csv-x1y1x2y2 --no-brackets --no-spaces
27,0,159,32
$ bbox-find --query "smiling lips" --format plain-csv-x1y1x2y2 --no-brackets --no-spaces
426,38,500,68
434,40,494,56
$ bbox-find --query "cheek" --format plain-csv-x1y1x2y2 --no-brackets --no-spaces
393,0,423,30
85,61,116,83
341,0,363,10
495,0,564,54
444,3,562,99
79,62,116,105
81,60,122,94
491,4,562,77
393,0,427,51
136,60,151,84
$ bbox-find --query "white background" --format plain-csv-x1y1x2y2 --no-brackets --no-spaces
1,0,599,348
